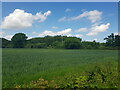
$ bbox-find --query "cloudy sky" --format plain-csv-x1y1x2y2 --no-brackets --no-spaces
0,2,118,42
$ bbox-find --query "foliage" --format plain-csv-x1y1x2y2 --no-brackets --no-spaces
2,33,120,49
27,37,44,44
15,62,118,88
0,38,12,48
15,78,59,88
25,43,47,48
81,40,100,49
11,33,27,48
64,37,81,49
104,33,120,48
52,41,64,49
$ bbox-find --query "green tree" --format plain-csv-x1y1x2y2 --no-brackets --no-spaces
104,33,120,48
1,38,12,48
32,43,47,48
114,35,120,47
81,41,100,49
104,33,115,47
64,37,81,49
27,37,44,44
11,33,27,48
44,36,54,47
52,41,63,49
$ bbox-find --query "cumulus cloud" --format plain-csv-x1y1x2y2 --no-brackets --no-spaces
86,23,110,36
93,38,98,41
39,30,55,36
52,26,58,29
27,36,33,40
67,34,72,37
38,28,72,37
4,35,13,40
37,28,84,38
71,10,102,23
1,9,51,30
65,8,71,12
59,10,102,23
74,34,83,37
114,32,120,35
0,31,13,40
67,34,83,37
76,28,88,32
44,10,51,16
58,9,109,36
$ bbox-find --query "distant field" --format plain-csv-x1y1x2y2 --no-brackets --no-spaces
2,49,118,88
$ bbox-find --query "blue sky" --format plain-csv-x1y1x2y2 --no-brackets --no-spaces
1,2,118,42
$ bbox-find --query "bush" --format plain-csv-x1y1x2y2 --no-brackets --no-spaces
15,62,118,88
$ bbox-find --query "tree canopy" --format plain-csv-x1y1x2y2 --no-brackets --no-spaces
64,37,81,49
104,33,120,48
1,32,120,49
11,33,28,48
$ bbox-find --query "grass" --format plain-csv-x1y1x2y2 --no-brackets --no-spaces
2,49,118,88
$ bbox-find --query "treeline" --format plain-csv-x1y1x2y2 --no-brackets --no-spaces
1,33,120,49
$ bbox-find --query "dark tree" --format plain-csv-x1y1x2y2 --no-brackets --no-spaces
27,37,44,44
81,40,100,49
64,37,81,49
104,33,120,48
114,35,120,46
11,33,27,48
104,33,115,47
1,38,11,48
44,36,55,47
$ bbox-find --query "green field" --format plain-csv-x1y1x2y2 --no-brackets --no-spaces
2,49,118,88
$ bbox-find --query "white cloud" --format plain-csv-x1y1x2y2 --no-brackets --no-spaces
4,35,13,40
27,36,33,40
38,28,72,37
93,38,98,41
44,10,51,16
67,34,72,37
52,26,58,29
32,31,38,34
74,34,83,37
85,38,105,42
71,10,102,23
86,23,110,36
37,28,84,38
76,28,88,32
0,31,5,38
114,32,120,35
0,31,13,40
59,10,102,23
67,34,83,37
1,9,51,30
39,30,55,36
57,28,72,35
65,8,71,12
58,16,67,22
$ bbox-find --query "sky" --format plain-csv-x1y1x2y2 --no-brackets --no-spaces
0,2,118,42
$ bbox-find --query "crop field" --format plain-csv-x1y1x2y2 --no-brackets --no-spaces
2,49,118,88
